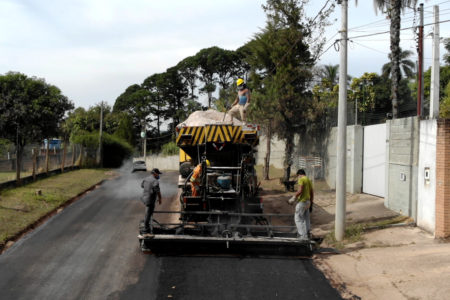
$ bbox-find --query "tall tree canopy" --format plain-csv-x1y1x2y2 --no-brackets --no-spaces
381,48,415,79
255,0,326,180
368,0,417,118
0,72,73,181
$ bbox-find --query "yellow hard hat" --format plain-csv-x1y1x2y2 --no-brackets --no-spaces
236,78,244,86
205,159,211,167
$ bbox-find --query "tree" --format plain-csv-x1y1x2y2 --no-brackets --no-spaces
440,82,450,118
114,83,155,145
350,72,414,123
261,0,316,182
0,72,73,183
411,65,450,114
381,48,415,79
243,0,333,181
158,67,189,127
444,38,450,65
319,64,339,86
142,74,169,140
213,48,241,91
112,112,135,146
244,31,279,180
359,0,418,118
176,55,199,99
195,47,219,108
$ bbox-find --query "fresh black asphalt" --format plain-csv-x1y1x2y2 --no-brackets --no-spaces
0,164,342,299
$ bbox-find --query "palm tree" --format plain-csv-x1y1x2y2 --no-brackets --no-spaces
318,64,352,87
382,48,415,79
320,64,339,86
356,0,417,118
444,38,450,65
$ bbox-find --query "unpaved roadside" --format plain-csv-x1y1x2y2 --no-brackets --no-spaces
260,177,450,300
314,227,450,300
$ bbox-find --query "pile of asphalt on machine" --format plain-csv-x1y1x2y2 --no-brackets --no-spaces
138,109,321,256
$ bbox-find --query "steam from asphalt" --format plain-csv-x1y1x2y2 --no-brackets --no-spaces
111,159,179,202
112,159,146,201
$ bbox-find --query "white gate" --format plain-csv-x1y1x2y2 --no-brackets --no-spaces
363,123,386,197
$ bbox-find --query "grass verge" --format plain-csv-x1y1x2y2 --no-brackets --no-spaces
324,216,411,249
0,169,116,251
0,171,32,184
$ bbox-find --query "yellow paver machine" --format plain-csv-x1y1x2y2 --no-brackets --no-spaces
139,110,321,256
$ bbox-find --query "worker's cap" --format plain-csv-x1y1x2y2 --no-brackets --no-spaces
151,168,162,175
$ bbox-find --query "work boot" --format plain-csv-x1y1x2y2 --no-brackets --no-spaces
297,233,309,241
141,227,151,234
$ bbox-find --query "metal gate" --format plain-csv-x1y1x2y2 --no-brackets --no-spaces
363,123,386,197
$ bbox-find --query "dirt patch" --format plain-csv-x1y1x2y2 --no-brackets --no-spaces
314,227,450,300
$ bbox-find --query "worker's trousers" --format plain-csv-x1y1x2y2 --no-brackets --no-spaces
144,201,156,231
229,103,249,122
191,182,200,197
294,200,311,239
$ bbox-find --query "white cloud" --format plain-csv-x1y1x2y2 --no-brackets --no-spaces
0,0,448,109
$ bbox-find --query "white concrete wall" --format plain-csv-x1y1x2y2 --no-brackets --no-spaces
385,117,419,219
144,154,179,171
417,120,437,233
256,134,286,169
325,125,363,193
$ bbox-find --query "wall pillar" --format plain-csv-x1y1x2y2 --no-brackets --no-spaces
435,119,450,238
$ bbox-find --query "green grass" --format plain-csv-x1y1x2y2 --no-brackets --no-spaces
324,216,411,249
0,169,115,249
0,171,32,184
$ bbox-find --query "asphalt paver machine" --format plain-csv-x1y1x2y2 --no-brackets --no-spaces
138,111,320,256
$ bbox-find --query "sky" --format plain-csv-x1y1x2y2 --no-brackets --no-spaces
0,0,449,109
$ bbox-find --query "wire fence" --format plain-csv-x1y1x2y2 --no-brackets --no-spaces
286,96,417,181
0,143,97,184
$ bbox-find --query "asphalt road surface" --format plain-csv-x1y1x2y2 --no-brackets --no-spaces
0,164,341,300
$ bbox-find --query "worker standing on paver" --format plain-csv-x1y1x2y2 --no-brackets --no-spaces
190,160,210,197
141,168,162,234
229,78,251,123
294,169,314,240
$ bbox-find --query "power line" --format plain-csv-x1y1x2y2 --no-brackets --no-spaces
347,18,450,40
317,40,339,59
350,40,389,55
348,4,450,32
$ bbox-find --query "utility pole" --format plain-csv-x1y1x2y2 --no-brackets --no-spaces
143,124,147,160
430,5,440,119
417,3,424,117
336,0,348,242
98,101,104,168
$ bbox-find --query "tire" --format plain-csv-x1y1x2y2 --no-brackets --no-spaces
179,162,192,178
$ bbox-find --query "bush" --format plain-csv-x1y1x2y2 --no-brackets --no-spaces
71,132,133,168
0,138,12,157
161,141,178,156
102,134,133,167
440,82,450,118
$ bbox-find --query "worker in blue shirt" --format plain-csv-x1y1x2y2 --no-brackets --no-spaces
229,78,251,123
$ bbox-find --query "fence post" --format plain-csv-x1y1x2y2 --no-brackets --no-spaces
71,144,75,169
32,148,37,181
61,141,67,173
45,139,49,175
79,146,84,167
